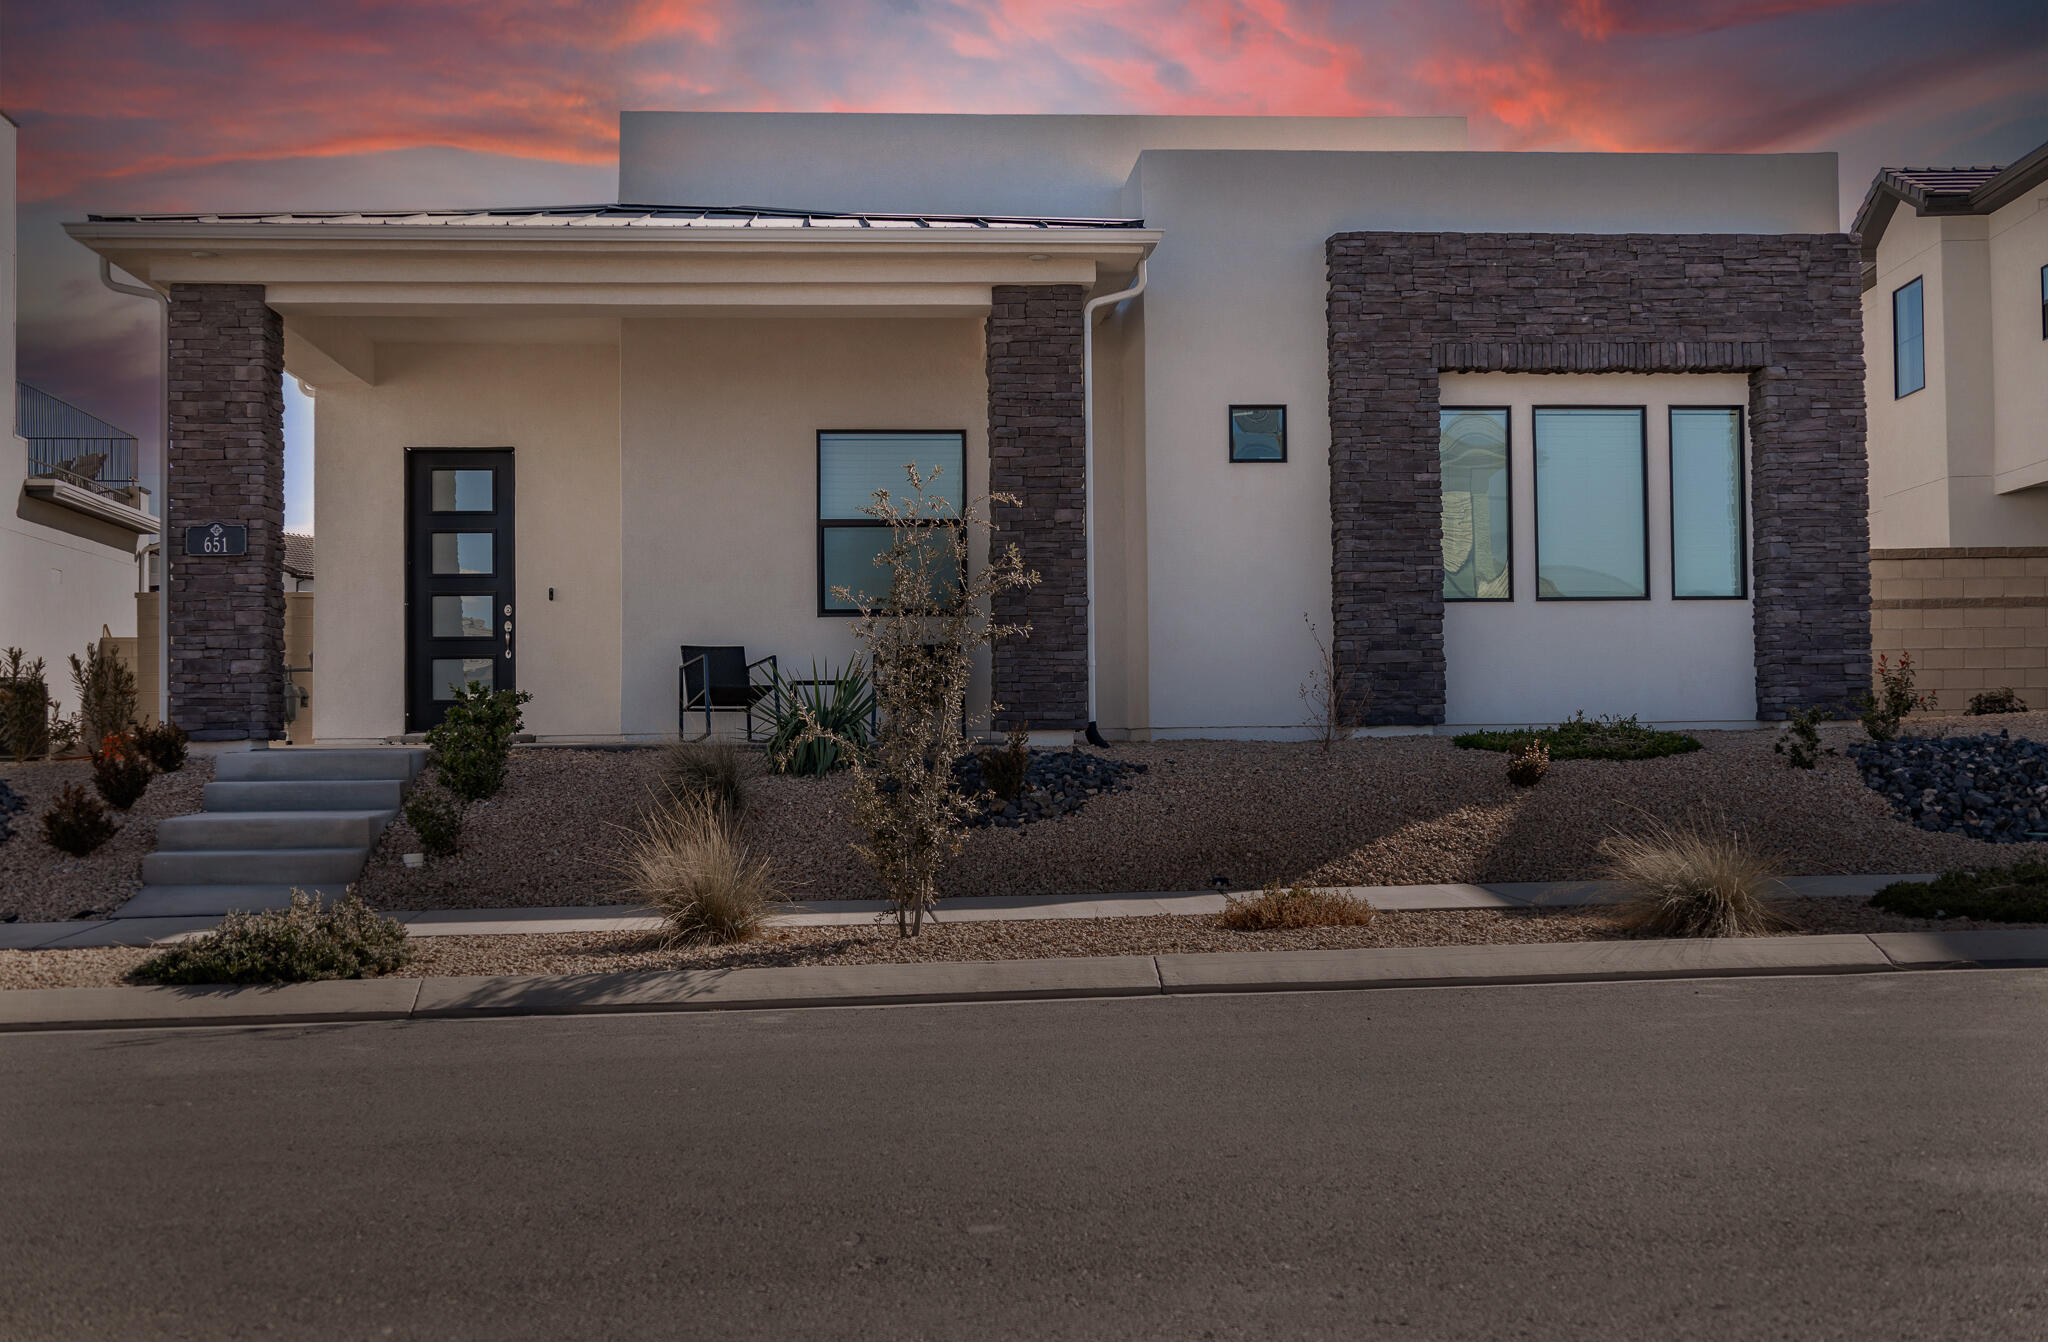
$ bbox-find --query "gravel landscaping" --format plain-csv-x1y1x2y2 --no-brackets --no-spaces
0,758,212,924
5,894,2037,990
355,713,2048,911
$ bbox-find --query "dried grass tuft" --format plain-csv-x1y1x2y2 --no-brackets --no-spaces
1603,816,1795,938
1219,882,1377,931
620,796,783,945
660,740,758,817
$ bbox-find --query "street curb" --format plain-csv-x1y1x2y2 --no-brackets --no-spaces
4,930,2046,1034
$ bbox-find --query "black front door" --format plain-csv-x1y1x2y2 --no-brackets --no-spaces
406,449,514,730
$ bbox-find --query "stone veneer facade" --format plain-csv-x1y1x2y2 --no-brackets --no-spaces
1871,548,2048,706
1326,232,1869,725
167,284,286,741
986,284,1088,731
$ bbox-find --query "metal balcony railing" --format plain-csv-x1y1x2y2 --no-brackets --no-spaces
18,382,140,493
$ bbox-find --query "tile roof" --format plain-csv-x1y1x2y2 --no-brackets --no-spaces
282,532,315,580
83,203,1147,230
1854,139,2048,259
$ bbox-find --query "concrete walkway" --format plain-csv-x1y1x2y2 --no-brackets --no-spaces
0,873,1932,951
2,926,2045,1033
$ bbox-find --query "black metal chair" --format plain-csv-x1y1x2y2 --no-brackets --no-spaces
680,645,778,742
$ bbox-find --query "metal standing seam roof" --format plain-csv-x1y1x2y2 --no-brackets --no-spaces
80,203,1148,230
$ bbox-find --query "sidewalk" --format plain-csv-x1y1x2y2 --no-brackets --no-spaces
0,873,1931,951
3,926,2044,1034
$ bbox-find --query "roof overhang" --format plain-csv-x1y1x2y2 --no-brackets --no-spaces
1851,139,2048,276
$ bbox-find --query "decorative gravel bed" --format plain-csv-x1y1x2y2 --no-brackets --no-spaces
0,759,212,924
953,749,1147,828
6,895,2036,990
352,712,2048,912
1852,731,2048,842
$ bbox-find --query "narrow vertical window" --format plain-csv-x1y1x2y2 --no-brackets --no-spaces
817,431,964,613
1894,276,1925,397
1670,408,1746,599
1534,407,1647,600
2039,264,2046,340
1440,407,1511,600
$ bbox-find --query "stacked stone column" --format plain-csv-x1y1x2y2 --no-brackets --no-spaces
986,285,1088,731
167,284,286,741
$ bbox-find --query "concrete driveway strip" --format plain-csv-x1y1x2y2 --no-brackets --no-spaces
1156,933,1894,993
411,953,1163,1019
0,978,422,1032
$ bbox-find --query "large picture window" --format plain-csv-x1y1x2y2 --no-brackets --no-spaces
1440,407,1511,600
1894,277,1925,397
817,431,964,614
1670,407,1746,599
1534,407,1647,600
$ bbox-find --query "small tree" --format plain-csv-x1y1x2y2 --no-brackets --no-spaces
787,465,1037,936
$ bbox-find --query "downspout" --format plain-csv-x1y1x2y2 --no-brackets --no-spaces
1081,257,1146,749
97,259,171,728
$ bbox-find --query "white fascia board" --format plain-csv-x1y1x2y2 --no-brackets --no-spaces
23,478,161,533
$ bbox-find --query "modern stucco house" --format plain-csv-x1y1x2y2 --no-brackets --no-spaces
3,112,156,692
1856,141,2048,703
63,112,1868,745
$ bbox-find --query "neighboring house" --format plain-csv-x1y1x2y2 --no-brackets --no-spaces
1856,141,2048,704
282,532,314,591
63,112,1867,744
1,112,155,690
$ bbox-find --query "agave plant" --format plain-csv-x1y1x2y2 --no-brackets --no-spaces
765,659,875,777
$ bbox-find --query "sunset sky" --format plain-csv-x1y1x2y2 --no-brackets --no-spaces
6,0,2045,531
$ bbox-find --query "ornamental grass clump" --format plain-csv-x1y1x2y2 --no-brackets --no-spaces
133,892,412,985
619,795,784,945
784,465,1038,937
1603,816,1794,938
1220,882,1377,931
661,739,757,816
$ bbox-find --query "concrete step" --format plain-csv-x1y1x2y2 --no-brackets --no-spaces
204,778,407,812
117,885,350,919
213,749,426,784
141,847,372,887
155,810,395,852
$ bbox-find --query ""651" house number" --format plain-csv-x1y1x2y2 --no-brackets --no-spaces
183,523,248,556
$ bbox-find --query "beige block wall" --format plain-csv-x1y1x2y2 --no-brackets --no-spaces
1871,547,2048,706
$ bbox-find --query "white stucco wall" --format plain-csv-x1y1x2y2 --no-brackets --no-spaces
311,340,623,740
618,317,996,738
1124,148,1835,735
1438,373,1757,727
619,112,1468,220
0,115,144,682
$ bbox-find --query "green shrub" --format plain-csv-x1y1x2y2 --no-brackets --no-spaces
1455,711,1701,761
1220,882,1377,931
42,783,116,856
403,782,465,860
1774,705,1836,770
425,683,531,801
130,720,190,772
1965,687,2028,716
1603,817,1793,938
765,660,874,778
661,739,755,816
619,796,784,944
90,731,154,810
0,648,52,762
69,642,137,749
977,723,1031,801
133,892,412,985
1872,865,2048,922
1856,652,1934,743
1506,739,1549,786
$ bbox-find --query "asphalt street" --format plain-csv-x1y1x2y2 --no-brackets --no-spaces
4,970,2045,1340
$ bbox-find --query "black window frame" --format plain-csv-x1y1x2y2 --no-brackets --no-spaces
1227,404,1288,463
1531,404,1650,603
816,429,966,618
1438,404,1514,603
1667,405,1749,602
2039,263,2046,341
1893,275,1926,399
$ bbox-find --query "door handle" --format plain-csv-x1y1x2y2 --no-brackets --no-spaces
502,604,514,659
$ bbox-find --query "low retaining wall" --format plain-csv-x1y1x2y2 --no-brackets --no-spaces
1870,547,2048,707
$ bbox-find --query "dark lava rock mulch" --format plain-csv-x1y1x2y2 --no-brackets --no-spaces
954,750,1147,829
0,779,24,845
1852,732,2048,843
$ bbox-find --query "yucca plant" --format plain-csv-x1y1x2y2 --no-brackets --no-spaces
765,659,874,778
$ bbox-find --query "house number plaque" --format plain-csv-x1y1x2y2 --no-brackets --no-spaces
184,523,248,557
